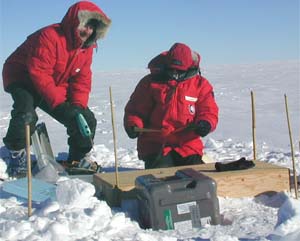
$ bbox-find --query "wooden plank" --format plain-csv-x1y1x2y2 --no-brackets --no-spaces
93,161,290,206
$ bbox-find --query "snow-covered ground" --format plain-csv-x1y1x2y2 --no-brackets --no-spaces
0,60,299,240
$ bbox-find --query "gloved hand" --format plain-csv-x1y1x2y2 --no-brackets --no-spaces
186,120,211,137
125,126,139,139
53,102,83,122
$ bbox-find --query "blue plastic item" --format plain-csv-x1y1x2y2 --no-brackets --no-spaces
3,177,56,202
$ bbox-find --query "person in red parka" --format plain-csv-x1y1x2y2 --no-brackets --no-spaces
2,1,111,177
124,43,218,169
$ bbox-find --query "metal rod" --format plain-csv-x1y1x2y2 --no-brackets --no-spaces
284,94,298,199
109,86,119,188
133,127,161,133
251,91,257,161
25,124,32,216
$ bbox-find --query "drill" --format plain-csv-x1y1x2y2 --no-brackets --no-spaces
75,112,93,143
74,113,101,172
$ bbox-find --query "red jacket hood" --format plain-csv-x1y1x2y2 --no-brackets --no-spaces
61,1,111,49
148,43,201,73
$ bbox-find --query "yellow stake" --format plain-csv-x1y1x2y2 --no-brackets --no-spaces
25,123,32,216
109,86,119,188
251,91,257,161
284,94,298,199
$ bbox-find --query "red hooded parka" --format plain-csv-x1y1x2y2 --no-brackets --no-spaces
2,1,111,109
124,43,219,160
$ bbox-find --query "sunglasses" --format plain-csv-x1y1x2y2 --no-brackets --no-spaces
166,68,187,81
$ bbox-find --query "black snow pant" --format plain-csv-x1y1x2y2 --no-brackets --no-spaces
3,83,97,161
143,150,204,169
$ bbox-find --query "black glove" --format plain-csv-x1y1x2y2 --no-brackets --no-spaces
215,157,255,172
125,126,139,139
53,102,83,122
186,120,211,137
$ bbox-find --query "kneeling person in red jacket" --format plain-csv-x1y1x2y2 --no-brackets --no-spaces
124,43,219,169
2,1,111,177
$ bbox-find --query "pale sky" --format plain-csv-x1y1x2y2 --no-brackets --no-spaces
0,0,299,71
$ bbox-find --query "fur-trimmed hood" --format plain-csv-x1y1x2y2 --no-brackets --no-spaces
61,1,111,49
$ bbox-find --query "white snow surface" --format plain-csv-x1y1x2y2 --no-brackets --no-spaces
0,60,300,240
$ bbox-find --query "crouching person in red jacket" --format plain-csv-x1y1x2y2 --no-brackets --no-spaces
2,1,111,177
124,43,218,169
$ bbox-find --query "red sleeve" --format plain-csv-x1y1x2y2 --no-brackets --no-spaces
195,77,219,131
124,75,154,128
69,48,93,108
27,31,67,109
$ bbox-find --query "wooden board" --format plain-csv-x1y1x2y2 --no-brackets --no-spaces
93,161,290,207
